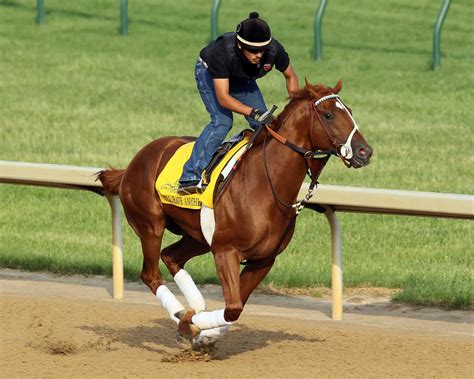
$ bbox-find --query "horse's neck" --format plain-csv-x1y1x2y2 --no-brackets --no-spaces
257,113,321,204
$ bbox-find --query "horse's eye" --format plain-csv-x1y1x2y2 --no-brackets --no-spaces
324,112,333,120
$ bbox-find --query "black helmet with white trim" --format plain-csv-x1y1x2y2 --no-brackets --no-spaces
236,12,272,51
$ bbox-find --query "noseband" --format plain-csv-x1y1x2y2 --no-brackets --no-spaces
263,93,359,213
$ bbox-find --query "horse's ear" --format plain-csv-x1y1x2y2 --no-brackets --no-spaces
333,79,343,94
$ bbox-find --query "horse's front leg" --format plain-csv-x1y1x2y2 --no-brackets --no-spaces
190,255,276,348
212,249,243,322
239,258,276,306
191,257,275,327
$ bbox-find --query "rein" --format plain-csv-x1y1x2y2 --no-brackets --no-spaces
263,133,328,215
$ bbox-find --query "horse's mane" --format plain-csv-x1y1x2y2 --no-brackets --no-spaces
289,82,333,102
273,81,334,131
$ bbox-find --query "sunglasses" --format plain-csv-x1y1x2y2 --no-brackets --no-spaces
245,47,266,54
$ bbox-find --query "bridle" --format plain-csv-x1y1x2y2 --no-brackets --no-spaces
312,94,359,164
263,93,359,213
266,94,359,165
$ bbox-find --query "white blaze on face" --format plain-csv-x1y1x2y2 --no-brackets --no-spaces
335,99,358,160
314,94,360,161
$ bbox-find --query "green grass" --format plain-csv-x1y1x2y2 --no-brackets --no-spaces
1,0,473,309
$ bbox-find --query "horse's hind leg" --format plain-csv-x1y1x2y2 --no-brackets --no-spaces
161,235,209,313
124,205,186,324
161,235,209,276
139,232,165,294
139,230,189,324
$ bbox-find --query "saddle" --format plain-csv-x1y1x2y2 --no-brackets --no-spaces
155,131,252,210
202,129,254,185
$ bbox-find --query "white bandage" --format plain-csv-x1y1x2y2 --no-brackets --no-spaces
156,285,185,324
174,269,206,313
192,325,231,347
191,309,233,330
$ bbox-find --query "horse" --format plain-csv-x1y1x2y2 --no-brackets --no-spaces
97,80,373,347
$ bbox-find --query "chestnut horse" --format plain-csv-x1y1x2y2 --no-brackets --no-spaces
98,80,372,347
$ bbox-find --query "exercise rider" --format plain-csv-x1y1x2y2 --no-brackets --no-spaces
178,11,299,195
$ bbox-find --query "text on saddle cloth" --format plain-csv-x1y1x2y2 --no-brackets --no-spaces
155,136,251,210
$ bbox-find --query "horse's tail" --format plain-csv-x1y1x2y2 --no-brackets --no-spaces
96,168,125,196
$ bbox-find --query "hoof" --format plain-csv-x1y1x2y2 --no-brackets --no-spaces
175,308,201,344
176,331,193,349
174,310,186,320
191,336,216,351
191,325,230,350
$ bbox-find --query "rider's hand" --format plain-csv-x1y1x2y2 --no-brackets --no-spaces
250,108,275,125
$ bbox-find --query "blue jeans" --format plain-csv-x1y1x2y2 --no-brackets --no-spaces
179,59,267,184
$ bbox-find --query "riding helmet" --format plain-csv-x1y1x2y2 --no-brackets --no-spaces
236,12,272,50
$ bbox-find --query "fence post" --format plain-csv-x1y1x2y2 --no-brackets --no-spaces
210,0,222,41
313,0,328,60
36,0,45,25
106,195,124,299
432,0,452,70
120,0,128,36
324,206,343,320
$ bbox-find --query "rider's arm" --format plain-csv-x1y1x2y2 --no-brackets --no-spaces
213,78,253,117
282,64,299,96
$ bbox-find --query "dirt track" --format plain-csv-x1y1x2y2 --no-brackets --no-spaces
1,269,473,378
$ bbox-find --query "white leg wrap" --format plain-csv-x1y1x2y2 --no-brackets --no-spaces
174,269,206,313
156,285,185,324
191,309,233,330
193,325,231,347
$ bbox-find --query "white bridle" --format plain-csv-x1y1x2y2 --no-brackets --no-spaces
314,94,359,160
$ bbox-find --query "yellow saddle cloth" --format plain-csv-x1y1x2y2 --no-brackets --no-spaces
155,137,250,209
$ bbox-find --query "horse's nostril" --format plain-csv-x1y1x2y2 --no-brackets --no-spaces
357,146,372,160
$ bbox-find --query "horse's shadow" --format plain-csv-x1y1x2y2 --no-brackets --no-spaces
211,324,326,360
81,319,178,355
80,318,325,359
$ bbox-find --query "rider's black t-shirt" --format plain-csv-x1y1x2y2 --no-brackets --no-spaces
200,33,290,83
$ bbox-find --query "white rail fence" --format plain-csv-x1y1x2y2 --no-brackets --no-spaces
1,160,473,319
0,161,124,299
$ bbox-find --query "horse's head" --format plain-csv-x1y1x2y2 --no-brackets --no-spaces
283,79,373,169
